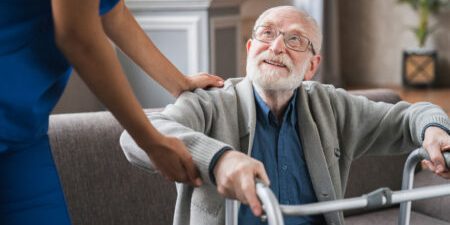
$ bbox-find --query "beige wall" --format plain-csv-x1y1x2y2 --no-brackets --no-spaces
52,72,103,114
339,0,450,87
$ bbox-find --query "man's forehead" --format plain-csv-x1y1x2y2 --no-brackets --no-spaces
258,9,310,32
260,21,307,32
259,19,309,34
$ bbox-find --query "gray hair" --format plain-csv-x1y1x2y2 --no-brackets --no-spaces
253,6,322,54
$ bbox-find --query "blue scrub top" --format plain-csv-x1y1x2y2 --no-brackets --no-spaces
0,0,120,147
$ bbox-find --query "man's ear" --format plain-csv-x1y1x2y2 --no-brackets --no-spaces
304,54,321,81
246,39,252,53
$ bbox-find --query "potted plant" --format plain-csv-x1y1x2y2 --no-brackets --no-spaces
398,0,449,87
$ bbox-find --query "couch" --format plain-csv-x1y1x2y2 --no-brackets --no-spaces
48,89,450,225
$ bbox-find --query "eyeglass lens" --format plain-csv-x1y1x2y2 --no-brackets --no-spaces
253,26,312,53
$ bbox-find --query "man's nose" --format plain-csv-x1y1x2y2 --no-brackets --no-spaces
269,35,286,55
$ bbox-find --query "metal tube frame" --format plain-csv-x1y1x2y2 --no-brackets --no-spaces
398,148,450,225
225,148,450,225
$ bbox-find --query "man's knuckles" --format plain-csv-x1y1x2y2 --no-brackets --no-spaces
217,185,228,196
240,180,255,193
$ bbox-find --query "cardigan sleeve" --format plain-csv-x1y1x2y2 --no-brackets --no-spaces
327,86,450,160
120,88,233,185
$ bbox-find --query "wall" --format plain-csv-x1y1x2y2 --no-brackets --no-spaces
339,0,450,87
52,72,103,114
54,1,240,113
209,6,242,78
434,11,450,86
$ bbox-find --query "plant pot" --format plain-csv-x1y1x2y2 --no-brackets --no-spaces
402,49,438,88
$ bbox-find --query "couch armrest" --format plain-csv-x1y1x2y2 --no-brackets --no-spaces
49,111,175,225
349,88,401,104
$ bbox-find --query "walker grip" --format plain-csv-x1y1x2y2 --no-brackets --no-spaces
418,148,450,169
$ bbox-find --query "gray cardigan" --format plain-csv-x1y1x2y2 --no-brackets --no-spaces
120,78,450,225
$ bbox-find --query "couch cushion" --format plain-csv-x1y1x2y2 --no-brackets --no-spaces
344,154,408,216
49,111,176,225
345,207,450,225
412,170,450,222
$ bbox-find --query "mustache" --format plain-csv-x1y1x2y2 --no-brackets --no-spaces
255,51,294,72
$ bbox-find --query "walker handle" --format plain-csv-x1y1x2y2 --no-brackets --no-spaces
399,148,450,225
417,147,450,169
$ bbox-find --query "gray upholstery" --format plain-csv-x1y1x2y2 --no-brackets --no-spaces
348,88,401,103
346,208,450,225
47,89,449,225
49,111,176,225
344,154,408,215
412,170,450,222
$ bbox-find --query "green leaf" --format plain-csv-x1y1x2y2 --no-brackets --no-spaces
398,0,449,46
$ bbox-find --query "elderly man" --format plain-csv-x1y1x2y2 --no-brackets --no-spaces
120,6,450,225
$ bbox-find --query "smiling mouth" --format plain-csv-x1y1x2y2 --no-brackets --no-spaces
263,59,287,68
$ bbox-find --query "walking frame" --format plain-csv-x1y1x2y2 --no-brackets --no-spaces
225,148,450,225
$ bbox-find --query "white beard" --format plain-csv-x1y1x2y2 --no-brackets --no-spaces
246,51,310,91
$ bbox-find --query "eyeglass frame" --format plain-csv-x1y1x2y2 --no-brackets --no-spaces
251,25,317,55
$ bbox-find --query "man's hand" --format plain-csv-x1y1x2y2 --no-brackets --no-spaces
213,151,270,217
185,72,224,92
422,126,450,179
145,135,203,186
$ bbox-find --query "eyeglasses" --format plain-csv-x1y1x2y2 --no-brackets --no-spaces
252,25,316,55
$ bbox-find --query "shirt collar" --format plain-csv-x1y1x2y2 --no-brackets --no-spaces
253,87,298,126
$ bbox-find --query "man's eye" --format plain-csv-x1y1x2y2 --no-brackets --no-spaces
287,36,300,45
262,30,274,36
288,35,301,42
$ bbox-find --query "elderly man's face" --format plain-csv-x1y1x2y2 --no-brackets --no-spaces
246,8,317,91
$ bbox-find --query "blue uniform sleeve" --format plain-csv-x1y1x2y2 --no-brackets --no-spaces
99,0,120,15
